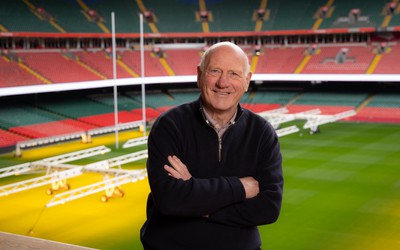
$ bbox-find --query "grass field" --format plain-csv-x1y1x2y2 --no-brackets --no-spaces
0,121,399,249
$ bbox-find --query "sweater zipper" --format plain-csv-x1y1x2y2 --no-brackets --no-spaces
218,137,222,162
205,122,223,162
218,113,244,162
200,106,243,162
200,107,223,162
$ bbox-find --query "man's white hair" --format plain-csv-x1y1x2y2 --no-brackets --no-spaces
199,41,251,75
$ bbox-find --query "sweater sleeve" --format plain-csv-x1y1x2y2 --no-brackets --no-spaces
146,114,247,217
207,125,283,227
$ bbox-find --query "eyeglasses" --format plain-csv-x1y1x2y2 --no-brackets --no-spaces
206,68,242,80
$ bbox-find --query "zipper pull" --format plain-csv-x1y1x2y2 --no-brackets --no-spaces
218,137,222,162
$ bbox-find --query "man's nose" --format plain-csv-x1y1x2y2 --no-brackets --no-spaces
216,72,230,88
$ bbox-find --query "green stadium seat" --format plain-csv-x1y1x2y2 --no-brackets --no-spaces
0,1,56,32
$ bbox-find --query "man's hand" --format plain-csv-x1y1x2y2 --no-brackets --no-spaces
164,155,192,181
239,177,259,199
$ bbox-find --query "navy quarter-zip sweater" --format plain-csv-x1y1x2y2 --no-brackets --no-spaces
140,98,283,250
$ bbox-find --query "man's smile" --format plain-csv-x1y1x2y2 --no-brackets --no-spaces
213,90,231,95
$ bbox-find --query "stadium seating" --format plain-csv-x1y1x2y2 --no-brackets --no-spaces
169,91,200,104
292,91,368,107
251,90,299,105
351,107,400,123
390,9,400,27
33,94,114,119
69,0,141,33
368,93,400,108
351,93,400,123
1,0,400,34
300,45,374,74
206,0,258,32
1,0,107,33
163,49,200,75
119,50,168,77
135,0,201,33
319,0,383,29
242,103,282,113
286,104,356,115
77,111,144,127
1,88,400,148
16,52,103,83
373,44,400,74
135,92,176,108
262,0,317,31
253,47,305,73
88,92,142,111
75,51,133,79
0,102,65,128
2,37,400,87
0,128,29,147
9,119,96,138
0,56,41,87
0,1,56,32
3,42,399,86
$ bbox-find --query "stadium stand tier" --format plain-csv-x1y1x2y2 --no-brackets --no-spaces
1,86,399,149
1,0,400,33
1,43,400,86
1,0,400,150
1,1,400,85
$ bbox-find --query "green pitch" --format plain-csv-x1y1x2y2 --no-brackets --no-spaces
262,122,400,250
0,122,399,249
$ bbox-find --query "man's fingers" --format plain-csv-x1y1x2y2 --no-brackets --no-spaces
164,165,180,178
165,155,192,181
240,177,259,199
168,155,185,170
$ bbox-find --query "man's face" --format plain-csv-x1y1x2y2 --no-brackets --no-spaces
197,46,251,115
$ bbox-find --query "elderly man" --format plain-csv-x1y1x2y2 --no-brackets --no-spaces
140,42,283,250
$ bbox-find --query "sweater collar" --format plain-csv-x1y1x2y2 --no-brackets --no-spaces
196,96,244,124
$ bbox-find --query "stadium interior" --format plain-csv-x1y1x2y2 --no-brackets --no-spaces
1,0,400,249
